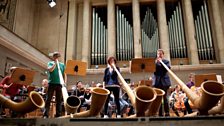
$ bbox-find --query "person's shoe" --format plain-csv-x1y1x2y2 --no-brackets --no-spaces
43,115,48,119
103,115,109,118
117,115,121,118
165,113,170,117
55,114,61,118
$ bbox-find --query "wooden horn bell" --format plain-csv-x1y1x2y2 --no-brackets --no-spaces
208,96,224,115
0,91,45,114
146,88,165,116
159,59,224,115
111,63,156,117
62,87,110,118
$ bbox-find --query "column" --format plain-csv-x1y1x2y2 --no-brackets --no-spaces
157,0,170,61
182,0,199,64
82,0,91,67
132,0,142,58
210,0,224,63
107,0,116,57
66,0,77,61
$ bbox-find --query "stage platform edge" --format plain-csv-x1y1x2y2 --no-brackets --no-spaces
0,116,224,126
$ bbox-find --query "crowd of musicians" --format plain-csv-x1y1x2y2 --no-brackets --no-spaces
0,49,222,118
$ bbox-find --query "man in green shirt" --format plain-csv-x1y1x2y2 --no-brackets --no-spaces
43,52,67,118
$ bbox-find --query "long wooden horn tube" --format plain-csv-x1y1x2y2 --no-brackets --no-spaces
111,63,134,106
56,59,81,114
61,87,110,118
111,64,156,116
0,91,45,113
159,60,224,114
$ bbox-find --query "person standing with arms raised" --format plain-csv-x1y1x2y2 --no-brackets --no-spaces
152,49,171,116
43,52,67,118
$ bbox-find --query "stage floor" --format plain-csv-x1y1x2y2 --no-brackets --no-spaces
0,115,224,126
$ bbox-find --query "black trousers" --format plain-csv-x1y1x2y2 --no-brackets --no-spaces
155,85,170,116
104,86,121,115
184,97,193,114
44,84,62,117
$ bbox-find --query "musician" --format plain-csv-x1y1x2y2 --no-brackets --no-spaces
186,73,195,88
152,49,171,116
73,81,85,96
0,67,26,101
36,79,48,99
184,73,195,114
120,91,131,116
0,67,24,117
83,87,91,110
43,51,66,118
91,81,97,87
73,81,85,112
103,56,121,118
169,85,186,116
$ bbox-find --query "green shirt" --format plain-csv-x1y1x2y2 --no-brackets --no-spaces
48,61,65,85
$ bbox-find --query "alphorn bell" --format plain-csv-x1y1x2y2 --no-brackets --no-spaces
111,63,156,117
61,87,110,118
56,59,81,114
159,59,224,115
208,96,224,115
146,88,165,116
0,91,45,114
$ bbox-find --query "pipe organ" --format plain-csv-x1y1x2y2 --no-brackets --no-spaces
116,6,134,61
91,7,108,65
167,2,187,59
86,0,223,66
194,0,215,61
141,7,159,58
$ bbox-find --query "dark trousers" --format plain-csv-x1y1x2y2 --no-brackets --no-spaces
184,97,193,114
104,86,121,115
155,85,170,116
44,84,62,117
0,104,4,115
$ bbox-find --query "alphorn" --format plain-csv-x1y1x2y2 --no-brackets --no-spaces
159,59,224,115
146,88,165,116
0,91,45,114
56,59,81,114
111,63,156,117
208,96,224,115
61,87,110,118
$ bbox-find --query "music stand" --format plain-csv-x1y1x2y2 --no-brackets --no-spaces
131,58,155,86
65,60,87,76
11,68,35,85
194,73,217,87
130,58,155,73
139,80,152,87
